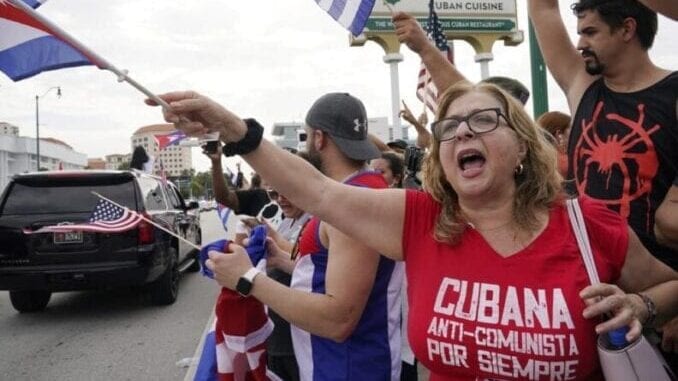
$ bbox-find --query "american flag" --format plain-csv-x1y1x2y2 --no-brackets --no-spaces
416,0,454,113
24,199,142,234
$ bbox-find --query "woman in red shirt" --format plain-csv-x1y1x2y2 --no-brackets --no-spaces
150,83,678,380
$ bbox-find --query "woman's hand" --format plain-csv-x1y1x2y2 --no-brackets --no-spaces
205,242,253,290
580,283,646,342
265,237,295,274
146,91,247,143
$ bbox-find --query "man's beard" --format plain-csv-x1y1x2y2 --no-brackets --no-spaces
582,50,605,75
306,145,324,173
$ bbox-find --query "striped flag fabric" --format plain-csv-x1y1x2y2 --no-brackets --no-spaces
416,0,454,113
24,199,142,234
154,130,187,151
216,203,231,232
315,0,376,36
0,0,102,81
195,230,280,381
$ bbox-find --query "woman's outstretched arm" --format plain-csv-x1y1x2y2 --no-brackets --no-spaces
149,91,407,260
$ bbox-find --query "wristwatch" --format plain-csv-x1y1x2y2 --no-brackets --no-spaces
236,267,261,297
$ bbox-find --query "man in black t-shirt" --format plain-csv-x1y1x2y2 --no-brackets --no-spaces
205,143,271,217
529,0,677,364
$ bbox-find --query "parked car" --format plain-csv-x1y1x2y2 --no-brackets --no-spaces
0,170,202,312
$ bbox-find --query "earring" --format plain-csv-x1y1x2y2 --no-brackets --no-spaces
514,163,524,176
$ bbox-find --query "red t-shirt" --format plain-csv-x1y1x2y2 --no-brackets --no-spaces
402,191,628,381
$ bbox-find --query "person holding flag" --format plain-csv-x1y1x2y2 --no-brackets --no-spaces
392,9,530,108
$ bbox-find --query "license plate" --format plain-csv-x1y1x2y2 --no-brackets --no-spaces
53,231,83,244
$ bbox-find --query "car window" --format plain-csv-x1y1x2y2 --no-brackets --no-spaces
165,184,184,210
1,178,137,215
137,177,168,211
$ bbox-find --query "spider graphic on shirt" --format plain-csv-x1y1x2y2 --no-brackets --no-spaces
573,101,660,230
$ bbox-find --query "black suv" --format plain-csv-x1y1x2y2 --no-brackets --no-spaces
0,170,201,312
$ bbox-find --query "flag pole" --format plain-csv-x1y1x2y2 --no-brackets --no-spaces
7,0,171,109
91,192,202,251
382,1,395,15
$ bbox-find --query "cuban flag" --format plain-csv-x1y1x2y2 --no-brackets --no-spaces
315,0,376,36
216,203,231,232
0,0,102,81
195,228,281,381
154,130,187,151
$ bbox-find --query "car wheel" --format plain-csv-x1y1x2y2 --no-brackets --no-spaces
9,290,51,313
150,247,179,305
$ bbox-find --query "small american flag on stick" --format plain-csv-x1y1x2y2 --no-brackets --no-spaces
24,199,142,234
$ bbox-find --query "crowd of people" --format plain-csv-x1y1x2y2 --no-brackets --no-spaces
149,1,677,380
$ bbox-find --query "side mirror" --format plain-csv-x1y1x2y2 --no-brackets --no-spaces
187,201,199,210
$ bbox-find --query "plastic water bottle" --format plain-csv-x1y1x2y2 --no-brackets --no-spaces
608,326,630,349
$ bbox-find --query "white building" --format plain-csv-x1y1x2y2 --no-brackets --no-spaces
0,122,19,137
0,122,87,191
105,153,131,170
131,124,192,177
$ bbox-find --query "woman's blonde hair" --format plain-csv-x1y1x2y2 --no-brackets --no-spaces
421,81,564,243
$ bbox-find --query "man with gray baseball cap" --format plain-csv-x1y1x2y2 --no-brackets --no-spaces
182,90,405,380
269,91,403,380
305,92,381,162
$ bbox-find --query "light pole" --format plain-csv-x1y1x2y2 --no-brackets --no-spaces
35,86,61,171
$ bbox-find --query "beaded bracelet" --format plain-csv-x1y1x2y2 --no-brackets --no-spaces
635,292,657,327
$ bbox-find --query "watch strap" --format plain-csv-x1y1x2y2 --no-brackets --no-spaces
241,267,261,283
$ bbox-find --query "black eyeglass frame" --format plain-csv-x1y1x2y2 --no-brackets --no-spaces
430,107,512,142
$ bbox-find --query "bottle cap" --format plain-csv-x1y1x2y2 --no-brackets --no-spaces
608,327,629,348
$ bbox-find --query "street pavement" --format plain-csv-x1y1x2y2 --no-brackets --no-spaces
0,210,230,381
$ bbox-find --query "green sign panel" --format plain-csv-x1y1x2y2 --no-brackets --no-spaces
365,17,516,33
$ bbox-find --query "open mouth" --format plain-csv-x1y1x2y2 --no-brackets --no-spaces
457,149,486,171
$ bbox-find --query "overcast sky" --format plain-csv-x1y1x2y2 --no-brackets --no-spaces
1,0,676,173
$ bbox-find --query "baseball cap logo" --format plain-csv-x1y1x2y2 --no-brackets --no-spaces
353,118,363,132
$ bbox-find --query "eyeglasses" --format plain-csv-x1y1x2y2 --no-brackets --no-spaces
430,108,511,142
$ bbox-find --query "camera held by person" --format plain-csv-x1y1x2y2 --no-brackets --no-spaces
403,146,424,190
